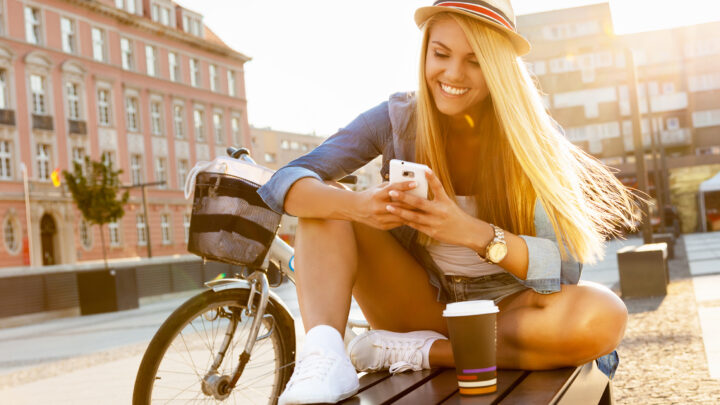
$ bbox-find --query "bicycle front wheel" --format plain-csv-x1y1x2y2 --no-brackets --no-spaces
133,288,295,404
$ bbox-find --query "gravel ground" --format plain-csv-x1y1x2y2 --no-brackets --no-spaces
612,240,720,404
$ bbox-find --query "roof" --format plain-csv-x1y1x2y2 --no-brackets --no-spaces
203,25,232,50
700,171,720,193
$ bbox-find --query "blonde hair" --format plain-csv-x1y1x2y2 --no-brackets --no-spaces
415,13,638,263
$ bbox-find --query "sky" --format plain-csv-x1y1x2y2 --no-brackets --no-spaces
175,0,720,136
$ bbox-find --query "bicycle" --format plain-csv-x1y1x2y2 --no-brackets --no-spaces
133,147,367,404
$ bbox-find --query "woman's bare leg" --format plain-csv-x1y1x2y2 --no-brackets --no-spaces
427,281,628,369
294,216,627,370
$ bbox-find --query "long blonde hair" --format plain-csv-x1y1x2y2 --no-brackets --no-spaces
415,13,638,264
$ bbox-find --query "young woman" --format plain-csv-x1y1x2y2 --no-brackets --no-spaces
258,1,638,404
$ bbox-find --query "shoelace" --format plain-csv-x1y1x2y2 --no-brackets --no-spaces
286,348,336,388
377,339,424,375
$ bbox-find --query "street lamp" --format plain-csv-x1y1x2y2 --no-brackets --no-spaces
121,181,166,258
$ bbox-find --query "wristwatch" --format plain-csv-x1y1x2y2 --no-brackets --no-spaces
484,224,508,264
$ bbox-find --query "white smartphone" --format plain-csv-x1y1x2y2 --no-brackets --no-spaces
389,159,430,199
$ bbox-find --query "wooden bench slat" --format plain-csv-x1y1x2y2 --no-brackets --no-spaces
496,367,577,404
341,368,445,405
441,369,528,405
392,369,459,405
554,362,610,405
355,371,393,393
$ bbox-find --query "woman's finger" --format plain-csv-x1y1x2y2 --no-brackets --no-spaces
388,190,434,212
386,204,433,227
426,170,450,202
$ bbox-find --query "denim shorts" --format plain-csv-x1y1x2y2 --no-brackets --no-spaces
444,272,529,305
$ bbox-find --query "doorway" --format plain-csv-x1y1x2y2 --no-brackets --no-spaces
40,214,57,266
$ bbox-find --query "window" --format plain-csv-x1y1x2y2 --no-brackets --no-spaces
60,17,75,53
264,153,276,163
130,154,143,184
30,75,46,115
116,0,135,14
155,157,167,188
667,117,680,130
91,28,105,62
173,105,184,139
0,140,11,180
213,112,223,143
136,214,146,246
290,141,299,150
150,101,163,135
281,140,290,150
125,96,139,132
183,213,190,243
169,52,179,82
36,143,50,180
194,108,205,141
160,7,170,26
151,4,159,22
177,159,188,190
102,150,115,168
79,219,92,249
190,58,200,87
161,214,171,244
231,117,241,145
663,82,676,94
183,15,190,33
209,64,218,92
66,82,80,120
97,89,111,126
71,146,85,173
145,45,157,77
0,70,8,109
108,221,120,247
121,38,134,70
3,216,20,254
25,7,41,45
192,20,201,36
227,70,236,96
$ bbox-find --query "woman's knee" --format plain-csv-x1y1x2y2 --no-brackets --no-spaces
558,283,628,362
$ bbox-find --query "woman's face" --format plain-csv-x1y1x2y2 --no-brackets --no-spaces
425,18,490,120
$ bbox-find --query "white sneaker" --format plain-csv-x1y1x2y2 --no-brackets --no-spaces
277,346,359,405
347,330,446,374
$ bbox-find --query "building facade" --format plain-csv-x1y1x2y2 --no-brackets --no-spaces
0,0,251,268
518,3,720,231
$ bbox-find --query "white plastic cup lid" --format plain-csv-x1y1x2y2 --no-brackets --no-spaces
443,300,499,317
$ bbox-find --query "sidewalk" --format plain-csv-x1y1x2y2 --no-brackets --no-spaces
1,233,719,403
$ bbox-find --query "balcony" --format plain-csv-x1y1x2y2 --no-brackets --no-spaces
32,114,53,131
0,109,15,126
650,92,688,113
660,128,692,146
68,119,87,135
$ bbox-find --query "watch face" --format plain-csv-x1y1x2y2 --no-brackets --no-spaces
489,243,508,263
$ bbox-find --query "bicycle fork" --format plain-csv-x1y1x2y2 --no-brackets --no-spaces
202,271,274,400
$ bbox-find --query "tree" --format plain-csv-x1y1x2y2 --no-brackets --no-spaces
63,155,129,269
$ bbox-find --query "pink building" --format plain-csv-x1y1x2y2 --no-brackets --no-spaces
0,0,251,267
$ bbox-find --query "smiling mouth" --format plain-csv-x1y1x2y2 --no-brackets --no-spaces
440,82,470,96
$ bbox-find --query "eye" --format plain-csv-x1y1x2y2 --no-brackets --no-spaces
469,60,480,66
433,51,449,58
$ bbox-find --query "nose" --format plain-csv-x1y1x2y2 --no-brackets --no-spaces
444,58,465,83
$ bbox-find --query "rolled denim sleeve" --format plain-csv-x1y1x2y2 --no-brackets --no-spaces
513,200,583,294
257,101,389,215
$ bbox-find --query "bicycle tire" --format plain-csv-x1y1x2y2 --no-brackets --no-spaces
133,288,296,404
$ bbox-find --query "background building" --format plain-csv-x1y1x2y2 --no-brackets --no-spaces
0,0,251,268
518,3,720,232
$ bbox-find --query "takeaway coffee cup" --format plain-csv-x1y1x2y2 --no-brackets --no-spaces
443,300,499,395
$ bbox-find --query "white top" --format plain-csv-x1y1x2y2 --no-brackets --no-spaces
426,196,504,278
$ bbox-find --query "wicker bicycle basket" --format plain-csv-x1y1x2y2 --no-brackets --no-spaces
187,161,280,268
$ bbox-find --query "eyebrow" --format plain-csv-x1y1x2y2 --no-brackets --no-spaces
431,41,476,57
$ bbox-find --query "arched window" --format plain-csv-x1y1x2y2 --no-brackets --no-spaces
3,215,21,254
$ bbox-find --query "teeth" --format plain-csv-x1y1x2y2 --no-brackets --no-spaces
440,83,469,95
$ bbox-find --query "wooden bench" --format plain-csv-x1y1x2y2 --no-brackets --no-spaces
339,361,613,404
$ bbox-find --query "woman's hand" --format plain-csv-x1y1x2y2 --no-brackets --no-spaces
351,181,419,230
386,170,482,246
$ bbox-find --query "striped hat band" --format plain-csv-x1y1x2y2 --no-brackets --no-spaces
432,1,516,32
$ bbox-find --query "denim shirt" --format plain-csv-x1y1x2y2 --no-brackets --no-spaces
258,92,582,302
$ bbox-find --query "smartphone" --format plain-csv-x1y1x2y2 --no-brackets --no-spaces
389,159,430,199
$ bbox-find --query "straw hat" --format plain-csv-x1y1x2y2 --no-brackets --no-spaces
414,0,531,56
